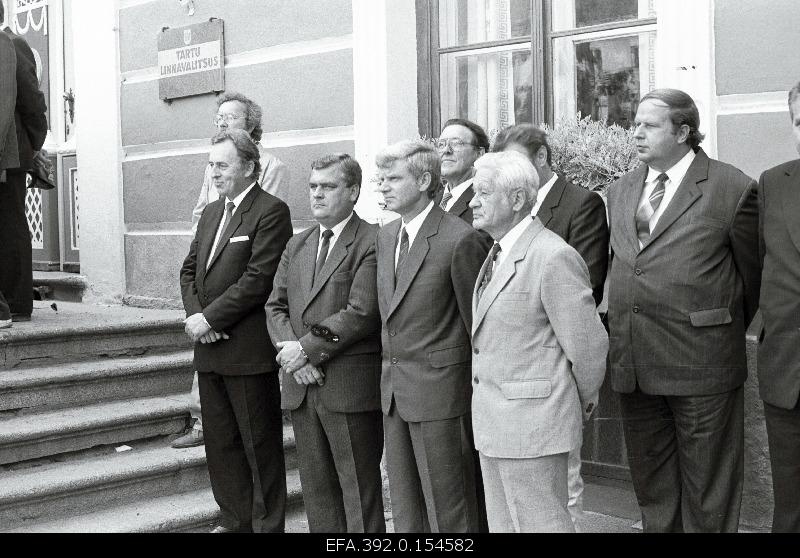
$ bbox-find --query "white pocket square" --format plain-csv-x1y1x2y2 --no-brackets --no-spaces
230,236,250,243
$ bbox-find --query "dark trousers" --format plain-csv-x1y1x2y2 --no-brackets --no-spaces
291,387,385,533
383,406,479,533
198,370,286,533
0,171,32,316
619,386,744,533
764,398,800,533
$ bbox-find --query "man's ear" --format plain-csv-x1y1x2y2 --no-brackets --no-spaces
244,160,256,178
417,171,432,193
511,189,527,212
675,124,691,145
535,145,548,168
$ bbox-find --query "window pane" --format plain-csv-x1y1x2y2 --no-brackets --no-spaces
553,32,657,128
439,47,533,133
439,0,531,48
552,0,655,32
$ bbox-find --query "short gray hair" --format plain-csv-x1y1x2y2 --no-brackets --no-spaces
376,140,441,199
211,128,261,179
474,151,540,208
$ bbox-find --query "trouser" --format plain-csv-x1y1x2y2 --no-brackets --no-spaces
383,406,479,532
189,371,202,431
764,398,800,533
567,447,585,530
198,370,286,533
0,291,10,320
291,386,385,533
0,171,32,316
619,386,744,533
479,451,574,533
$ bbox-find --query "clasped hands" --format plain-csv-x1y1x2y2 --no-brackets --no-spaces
184,313,229,344
276,341,325,386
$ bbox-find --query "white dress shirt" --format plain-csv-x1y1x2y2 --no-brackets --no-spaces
208,181,257,268
317,212,354,259
442,178,474,212
531,173,559,217
637,149,696,248
395,201,435,269
494,215,532,271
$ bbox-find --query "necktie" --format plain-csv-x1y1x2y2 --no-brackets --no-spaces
314,229,334,284
209,201,235,266
477,243,502,300
395,227,409,286
635,173,668,244
440,188,453,211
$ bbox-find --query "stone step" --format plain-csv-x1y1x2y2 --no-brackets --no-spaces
32,272,88,303
0,395,189,464
0,302,190,369
0,351,194,413
4,471,304,533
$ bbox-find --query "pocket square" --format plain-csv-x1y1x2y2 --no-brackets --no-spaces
230,236,250,243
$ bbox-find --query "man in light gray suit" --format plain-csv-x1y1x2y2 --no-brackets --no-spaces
468,151,608,532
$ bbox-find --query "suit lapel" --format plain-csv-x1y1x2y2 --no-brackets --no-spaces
388,208,441,318
379,219,401,313
536,176,567,227
198,201,224,276
641,150,707,251
448,182,474,218
473,220,542,335
296,225,320,303
305,214,360,309
206,185,260,272
781,160,800,253
622,165,648,254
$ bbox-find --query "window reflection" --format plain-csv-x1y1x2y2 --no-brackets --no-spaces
439,0,531,48
575,0,638,28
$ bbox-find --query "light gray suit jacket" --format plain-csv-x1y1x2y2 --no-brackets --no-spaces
471,218,608,459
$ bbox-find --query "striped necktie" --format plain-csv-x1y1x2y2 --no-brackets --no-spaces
314,229,334,285
635,173,668,244
477,242,502,300
439,188,453,211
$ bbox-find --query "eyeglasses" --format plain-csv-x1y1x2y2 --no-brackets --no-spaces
435,138,480,151
213,113,245,126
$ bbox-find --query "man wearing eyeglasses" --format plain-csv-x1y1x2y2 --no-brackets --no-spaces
266,154,385,533
435,119,490,225
173,92,289,450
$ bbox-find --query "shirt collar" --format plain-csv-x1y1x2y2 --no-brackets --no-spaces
226,181,258,210
646,149,696,185
445,177,474,201
321,211,354,240
531,173,559,215
497,215,532,258
401,201,435,239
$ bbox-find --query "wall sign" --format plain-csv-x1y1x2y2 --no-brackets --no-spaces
157,19,224,101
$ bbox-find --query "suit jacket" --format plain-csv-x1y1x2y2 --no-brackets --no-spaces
180,185,293,375
376,206,490,422
266,213,382,413
606,148,761,395
471,219,608,458
0,31,19,173
434,180,477,225
757,159,800,409
536,175,609,306
4,29,47,171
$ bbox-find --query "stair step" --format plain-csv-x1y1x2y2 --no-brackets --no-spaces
33,272,88,303
0,395,189,464
0,351,194,413
0,303,190,369
5,470,304,533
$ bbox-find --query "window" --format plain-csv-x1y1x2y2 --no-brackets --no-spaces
417,0,658,134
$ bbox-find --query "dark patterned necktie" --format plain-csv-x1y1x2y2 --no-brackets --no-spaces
635,173,668,244
477,242,502,300
395,227,409,286
314,229,334,284
439,188,453,210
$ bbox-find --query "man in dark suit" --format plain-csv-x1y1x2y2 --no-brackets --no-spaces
434,118,488,225
757,81,800,533
179,129,293,533
374,140,489,532
1,9,48,322
0,25,18,329
265,153,385,532
606,89,761,532
492,123,609,530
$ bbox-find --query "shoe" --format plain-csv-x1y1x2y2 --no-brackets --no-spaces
0,319,11,329
11,313,31,322
171,427,204,448
210,525,233,533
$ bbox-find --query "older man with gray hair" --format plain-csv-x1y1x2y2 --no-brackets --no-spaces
468,151,608,532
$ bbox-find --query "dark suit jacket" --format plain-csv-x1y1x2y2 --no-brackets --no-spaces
0,31,18,172
537,176,609,306
376,206,489,422
757,159,800,409
606,148,761,395
266,213,382,413
4,29,47,171
180,185,293,375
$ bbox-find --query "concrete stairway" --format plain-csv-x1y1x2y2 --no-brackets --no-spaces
0,301,305,533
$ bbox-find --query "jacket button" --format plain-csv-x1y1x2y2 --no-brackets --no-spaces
389,330,396,337
391,357,398,364
633,305,640,313
474,377,480,384
473,347,480,355
635,268,643,276
302,322,309,328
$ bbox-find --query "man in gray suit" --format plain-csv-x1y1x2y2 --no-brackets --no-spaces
469,151,607,532
374,140,489,532
266,153,385,532
0,26,18,329
606,89,761,532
